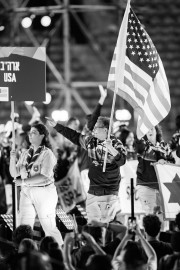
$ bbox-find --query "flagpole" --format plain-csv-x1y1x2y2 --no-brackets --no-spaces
11,101,17,230
103,87,118,172
103,0,131,172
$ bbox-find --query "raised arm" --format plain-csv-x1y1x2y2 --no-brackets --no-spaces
63,232,76,270
82,231,106,255
87,85,107,131
135,224,157,270
46,117,81,146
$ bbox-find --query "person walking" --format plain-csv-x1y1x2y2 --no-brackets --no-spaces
9,123,63,247
47,116,126,223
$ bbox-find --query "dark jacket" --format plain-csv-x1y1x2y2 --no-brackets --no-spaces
136,138,175,190
54,124,126,195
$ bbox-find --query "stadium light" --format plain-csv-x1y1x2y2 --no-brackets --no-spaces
0,26,5,31
115,109,132,121
51,110,69,122
21,17,32,28
41,16,51,27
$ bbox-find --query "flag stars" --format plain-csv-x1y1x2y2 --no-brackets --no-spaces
128,38,132,42
138,51,142,55
140,58,144,62
131,51,136,55
129,45,134,49
146,58,150,62
136,45,140,49
148,64,152,68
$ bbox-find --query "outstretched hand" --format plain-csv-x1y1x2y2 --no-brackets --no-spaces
45,117,57,127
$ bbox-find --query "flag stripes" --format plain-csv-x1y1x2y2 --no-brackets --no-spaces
107,0,171,138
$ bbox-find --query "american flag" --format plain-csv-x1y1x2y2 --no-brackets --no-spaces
108,1,171,139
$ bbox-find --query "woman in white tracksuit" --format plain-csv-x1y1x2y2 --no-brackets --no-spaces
10,123,63,247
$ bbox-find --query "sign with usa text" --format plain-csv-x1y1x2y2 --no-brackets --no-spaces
0,47,46,102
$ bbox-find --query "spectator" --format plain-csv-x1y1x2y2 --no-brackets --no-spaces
4,225,34,270
64,229,106,270
18,238,38,253
159,231,180,270
143,214,173,264
86,254,113,270
113,222,157,270
40,236,57,254
12,224,33,250
40,236,65,270
14,251,52,270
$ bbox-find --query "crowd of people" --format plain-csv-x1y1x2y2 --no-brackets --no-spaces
0,86,180,269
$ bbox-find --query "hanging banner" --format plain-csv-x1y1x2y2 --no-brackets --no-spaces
154,163,180,220
0,47,46,102
55,159,87,213
119,160,145,214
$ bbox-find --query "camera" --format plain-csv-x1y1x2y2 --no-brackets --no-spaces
128,217,136,234
74,233,86,246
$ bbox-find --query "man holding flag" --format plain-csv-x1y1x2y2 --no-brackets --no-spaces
46,116,126,223
106,0,172,218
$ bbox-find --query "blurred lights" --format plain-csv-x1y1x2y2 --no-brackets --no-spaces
25,101,34,105
51,110,69,122
21,15,52,29
43,92,52,105
41,16,51,27
0,26,5,31
115,109,132,121
21,17,32,28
